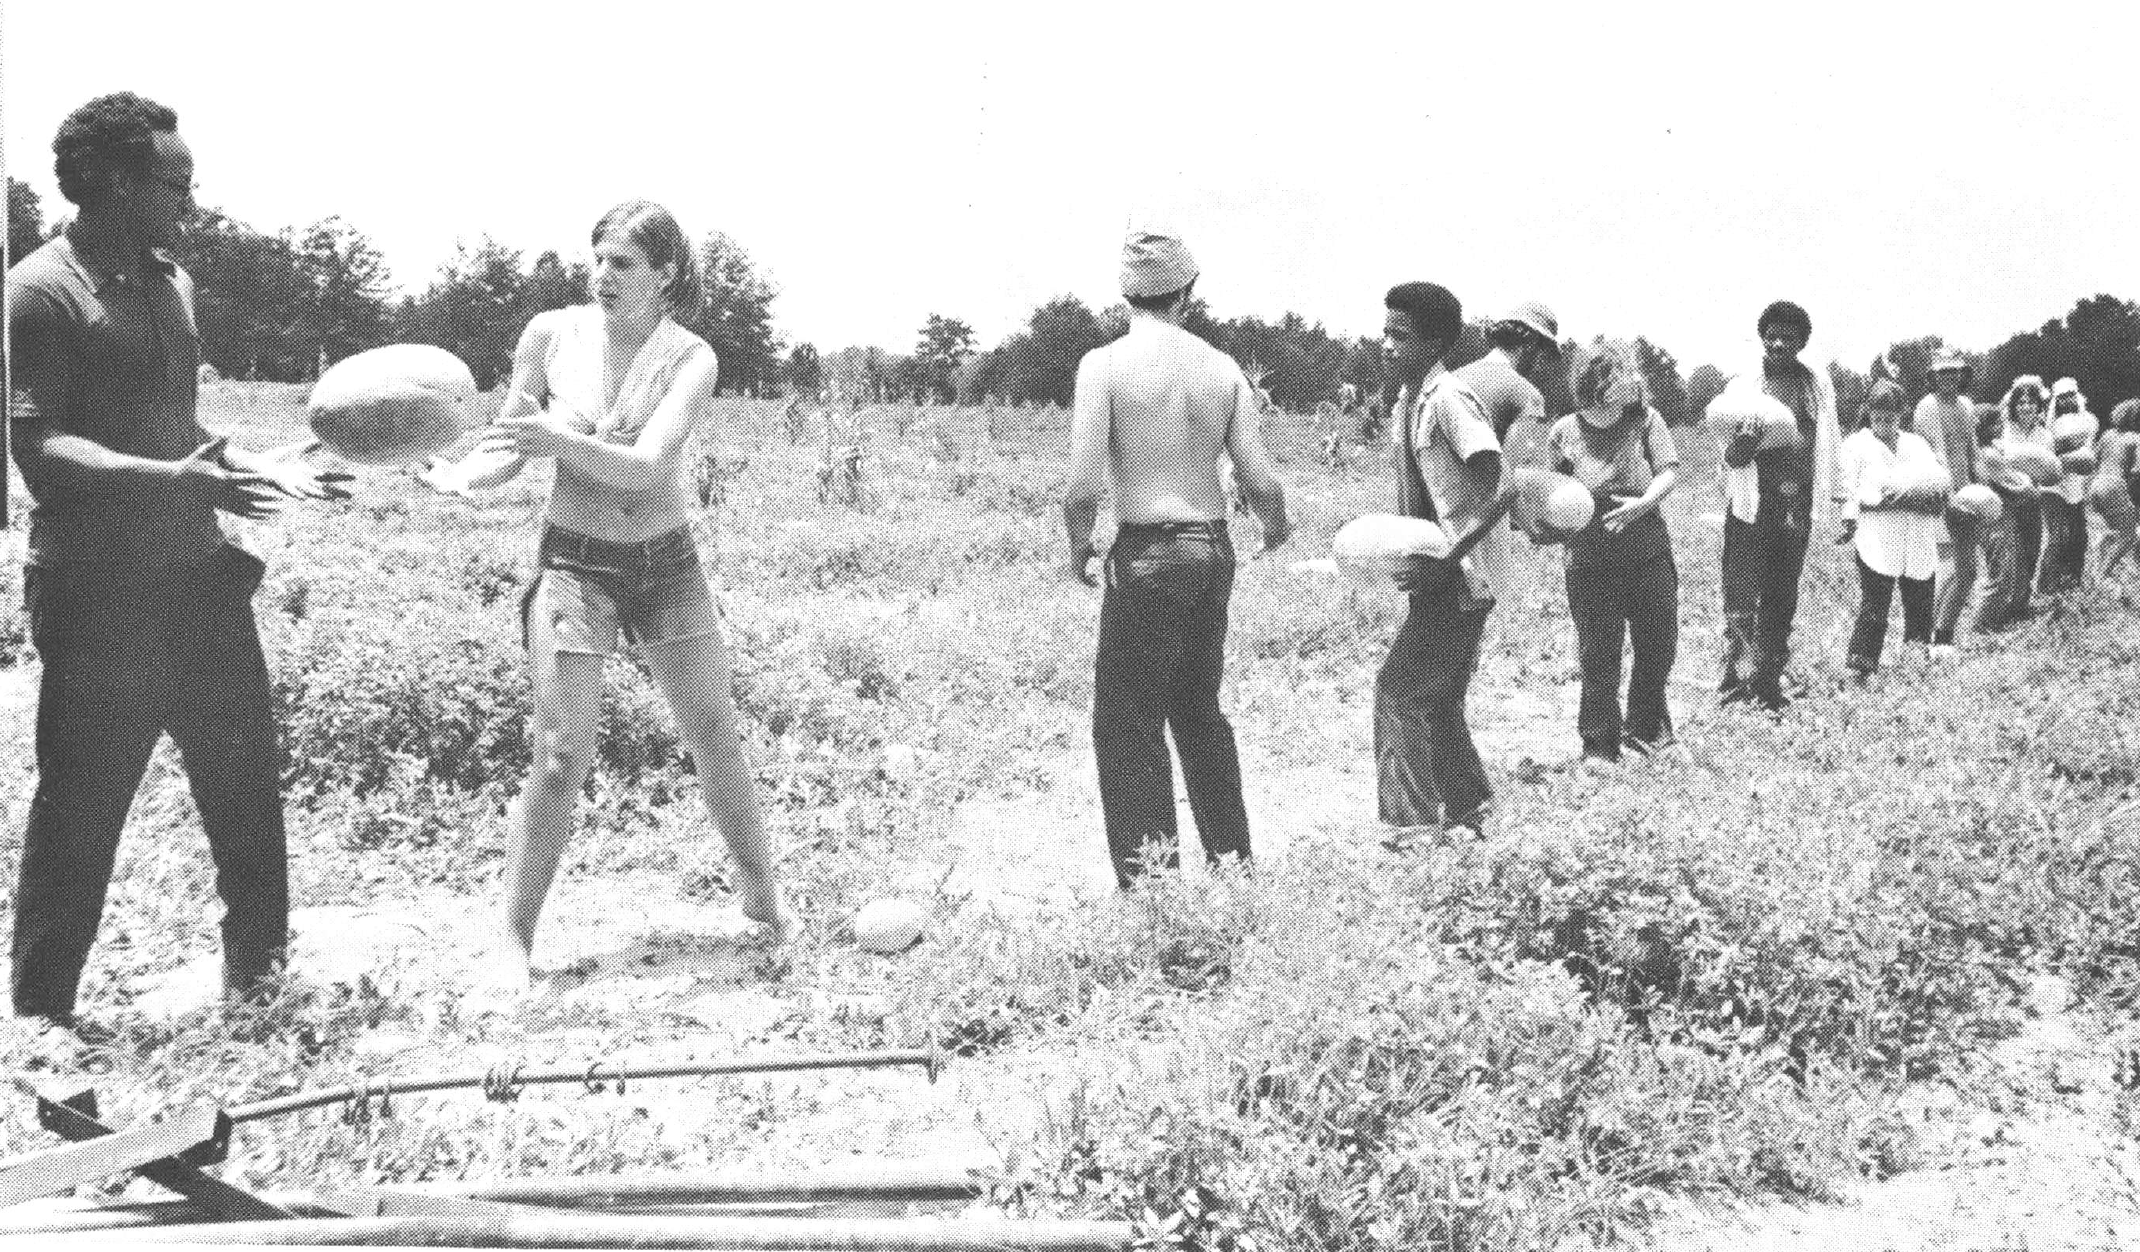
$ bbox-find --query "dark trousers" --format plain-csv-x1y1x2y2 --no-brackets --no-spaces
1375,586,1493,829
1719,513,1809,709
1847,555,1933,675
12,548,288,1020
1092,524,1249,888
2038,495,2087,593
1979,491,2042,631
1566,528,1678,759
1932,510,1984,645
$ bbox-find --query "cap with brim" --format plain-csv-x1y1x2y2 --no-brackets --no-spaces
1927,349,1972,378
1500,301,1561,353
2051,376,2082,397
1120,232,1199,299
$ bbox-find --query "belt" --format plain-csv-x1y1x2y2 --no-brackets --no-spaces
1115,518,1229,537
540,523,696,572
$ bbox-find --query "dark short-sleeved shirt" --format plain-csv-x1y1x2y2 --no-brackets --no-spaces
1547,407,1679,498
1454,351,1547,441
7,234,222,568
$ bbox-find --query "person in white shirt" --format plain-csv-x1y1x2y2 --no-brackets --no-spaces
1979,375,2052,629
1840,381,1947,678
2039,377,2098,593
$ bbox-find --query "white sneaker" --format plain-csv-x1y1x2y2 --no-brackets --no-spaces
1928,643,1959,662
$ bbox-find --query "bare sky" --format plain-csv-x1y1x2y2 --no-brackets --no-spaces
8,1,2139,376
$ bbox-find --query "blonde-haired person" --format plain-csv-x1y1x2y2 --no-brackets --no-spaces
1546,340,1680,764
423,200,784,992
2092,399,2140,578
2039,377,2098,592
1838,382,1946,677
1977,374,2051,630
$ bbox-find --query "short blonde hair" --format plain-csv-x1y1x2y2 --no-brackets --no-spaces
1569,339,1647,412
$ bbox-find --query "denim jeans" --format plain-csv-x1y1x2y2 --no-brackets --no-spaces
1375,585,1493,830
13,546,287,1020
1932,509,1985,645
1566,518,1678,759
1092,522,1249,888
1848,556,1933,675
1979,490,2041,631
2038,495,2087,593
1719,512,1809,709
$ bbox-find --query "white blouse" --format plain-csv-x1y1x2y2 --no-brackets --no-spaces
1842,428,1946,580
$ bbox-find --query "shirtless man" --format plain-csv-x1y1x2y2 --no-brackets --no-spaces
1063,230,1291,889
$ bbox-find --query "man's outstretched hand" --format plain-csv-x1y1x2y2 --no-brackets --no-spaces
175,436,283,520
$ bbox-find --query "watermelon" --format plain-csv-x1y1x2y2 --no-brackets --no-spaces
1332,514,1451,587
2052,411,2096,454
1508,467,1596,541
1948,482,2004,524
309,345,480,466
853,899,926,954
2003,443,2063,488
1885,458,1951,508
1708,389,1799,450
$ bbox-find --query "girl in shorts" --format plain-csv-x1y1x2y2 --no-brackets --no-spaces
424,200,783,991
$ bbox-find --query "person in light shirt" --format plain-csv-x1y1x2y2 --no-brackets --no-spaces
1976,375,2050,631
1838,381,1947,678
421,199,785,992
1373,281,1515,843
2038,377,2098,594
1915,350,1982,658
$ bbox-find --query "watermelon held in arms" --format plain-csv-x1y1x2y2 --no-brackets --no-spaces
308,345,480,467
1948,482,2004,524
1508,467,1596,542
1332,514,1452,588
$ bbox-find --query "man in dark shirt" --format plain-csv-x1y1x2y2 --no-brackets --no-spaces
1454,301,1557,464
6,93,350,1032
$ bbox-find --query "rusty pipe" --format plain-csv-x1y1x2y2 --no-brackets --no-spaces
11,1212,1135,1248
228,1048,940,1123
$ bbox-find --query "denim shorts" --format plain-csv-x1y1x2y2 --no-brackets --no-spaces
521,524,721,656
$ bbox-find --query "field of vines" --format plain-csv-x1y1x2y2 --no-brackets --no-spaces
0,383,2137,1250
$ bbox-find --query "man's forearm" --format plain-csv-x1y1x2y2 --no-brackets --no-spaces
1241,478,1290,547
19,430,181,497
1063,494,1100,551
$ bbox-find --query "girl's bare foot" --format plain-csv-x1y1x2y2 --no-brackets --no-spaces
477,927,534,998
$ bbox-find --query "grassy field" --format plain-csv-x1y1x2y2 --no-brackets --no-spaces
0,384,2136,1249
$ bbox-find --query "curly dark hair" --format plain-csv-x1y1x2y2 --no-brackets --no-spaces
1756,299,1812,342
53,92,179,209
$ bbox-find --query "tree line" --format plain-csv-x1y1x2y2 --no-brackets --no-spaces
10,179,2139,426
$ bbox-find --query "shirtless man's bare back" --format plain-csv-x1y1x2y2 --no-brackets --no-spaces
1061,230,1289,888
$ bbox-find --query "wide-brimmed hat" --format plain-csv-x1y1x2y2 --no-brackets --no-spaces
1498,301,1561,353
2051,376,2082,397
